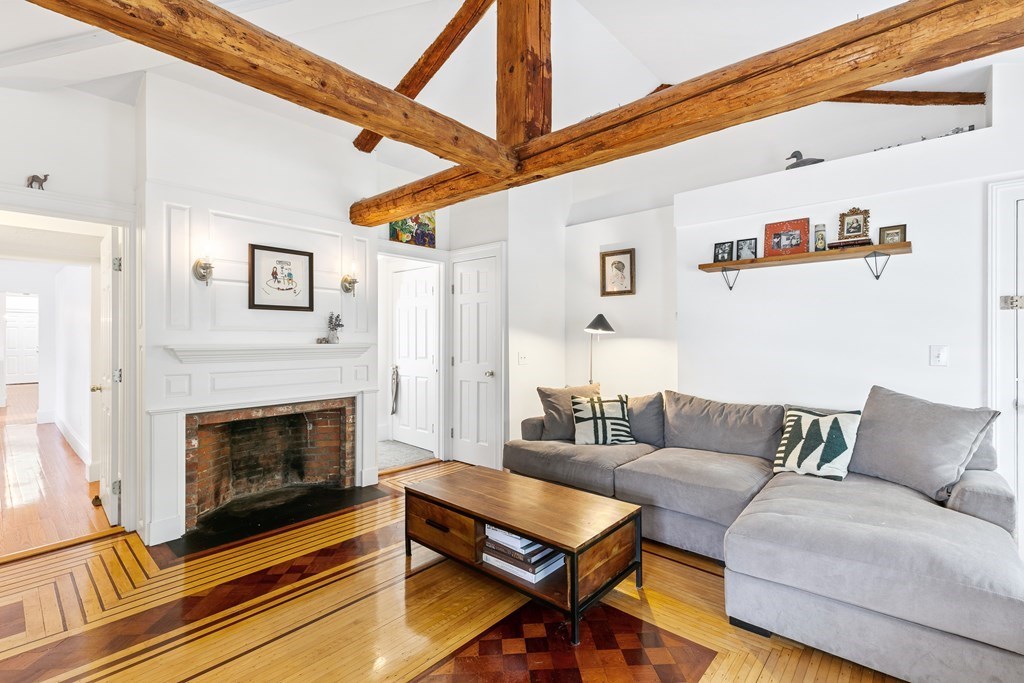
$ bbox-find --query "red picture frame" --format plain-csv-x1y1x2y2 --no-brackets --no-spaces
764,218,810,257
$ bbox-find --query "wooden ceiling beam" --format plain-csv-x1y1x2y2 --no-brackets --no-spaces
352,0,496,154
351,0,1024,226
496,0,552,146
30,0,518,178
827,89,986,105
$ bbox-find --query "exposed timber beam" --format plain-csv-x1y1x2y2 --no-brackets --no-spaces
30,0,518,178
352,0,1024,226
496,0,552,146
828,89,986,105
352,0,496,154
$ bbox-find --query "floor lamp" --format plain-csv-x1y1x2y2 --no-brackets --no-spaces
585,314,615,384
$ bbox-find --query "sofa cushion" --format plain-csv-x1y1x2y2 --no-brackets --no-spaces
572,395,636,445
628,393,665,447
967,426,998,471
502,439,655,497
663,391,784,459
538,384,600,441
725,472,1024,656
614,448,773,526
850,386,999,500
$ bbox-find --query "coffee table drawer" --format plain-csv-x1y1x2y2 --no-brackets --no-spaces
407,495,479,563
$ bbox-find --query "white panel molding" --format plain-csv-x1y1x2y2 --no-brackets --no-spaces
210,366,343,393
165,203,192,330
164,374,192,398
166,343,372,363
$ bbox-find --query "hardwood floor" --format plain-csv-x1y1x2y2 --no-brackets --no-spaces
0,385,112,558
0,461,900,682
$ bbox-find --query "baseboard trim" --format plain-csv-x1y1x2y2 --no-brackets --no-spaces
361,467,380,487
728,616,773,638
55,417,91,465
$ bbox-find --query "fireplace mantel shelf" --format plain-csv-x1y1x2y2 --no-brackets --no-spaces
166,343,373,364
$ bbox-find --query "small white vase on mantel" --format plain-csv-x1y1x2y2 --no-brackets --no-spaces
327,330,340,344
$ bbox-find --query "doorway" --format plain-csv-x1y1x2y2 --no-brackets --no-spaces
378,255,442,472
0,212,123,557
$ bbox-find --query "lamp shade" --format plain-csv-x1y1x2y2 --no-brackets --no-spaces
584,314,615,334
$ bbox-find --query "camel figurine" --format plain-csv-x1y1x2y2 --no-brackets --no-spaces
26,174,49,190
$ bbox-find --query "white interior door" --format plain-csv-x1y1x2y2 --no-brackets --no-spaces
95,230,120,525
4,294,39,385
452,251,502,468
390,265,439,453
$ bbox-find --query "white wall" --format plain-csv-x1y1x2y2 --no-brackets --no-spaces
449,193,509,251
0,87,135,205
54,265,93,466
139,74,380,544
0,260,61,421
564,207,676,395
507,178,572,438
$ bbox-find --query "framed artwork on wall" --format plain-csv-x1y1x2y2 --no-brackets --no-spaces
764,218,810,257
736,238,758,260
248,244,314,311
879,224,907,244
600,248,636,296
838,207,871,242
713,241,734,263
389,211,437,248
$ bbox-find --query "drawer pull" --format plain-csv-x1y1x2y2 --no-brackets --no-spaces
425,519,450,534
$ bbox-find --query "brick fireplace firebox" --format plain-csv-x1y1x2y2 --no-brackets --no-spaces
184,398,356,531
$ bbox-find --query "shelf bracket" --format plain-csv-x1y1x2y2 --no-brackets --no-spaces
864,251,891,280
721,267,740,291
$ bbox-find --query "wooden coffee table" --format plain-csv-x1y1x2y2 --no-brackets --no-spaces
404,467,642,644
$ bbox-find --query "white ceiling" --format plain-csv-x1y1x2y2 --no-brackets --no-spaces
2,0,1023,176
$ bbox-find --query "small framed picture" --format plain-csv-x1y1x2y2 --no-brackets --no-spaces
736,238,757,260
878,224,907,244
764,218,810,257
838,207,871,242
713,241,734,263
248,244,314,311
814,224,827,251
600,248,635,296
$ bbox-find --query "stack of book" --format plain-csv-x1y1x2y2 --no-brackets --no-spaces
482,525,564,584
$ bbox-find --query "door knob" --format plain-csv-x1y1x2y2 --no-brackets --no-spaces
484,371,495,377
90,385,103,393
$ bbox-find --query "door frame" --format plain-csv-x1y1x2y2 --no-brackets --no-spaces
450,242,508,467
987,175,1024,544
0,184,139,533
377,241,450,460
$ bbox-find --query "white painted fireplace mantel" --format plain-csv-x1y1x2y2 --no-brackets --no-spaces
165,343,374,363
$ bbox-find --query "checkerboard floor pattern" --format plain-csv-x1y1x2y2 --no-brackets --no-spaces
417,602,718,682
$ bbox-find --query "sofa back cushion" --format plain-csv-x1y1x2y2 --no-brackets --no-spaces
967,426,998,471
663,391,785,459
628,393,665,447
850,386,999,501
538,384,600,440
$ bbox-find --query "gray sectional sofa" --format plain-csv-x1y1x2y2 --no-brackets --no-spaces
503,389,1024,683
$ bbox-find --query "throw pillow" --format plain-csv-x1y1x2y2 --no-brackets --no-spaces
774,408,861,480
538,384,600,441
572,395,637,445
850,386,999,501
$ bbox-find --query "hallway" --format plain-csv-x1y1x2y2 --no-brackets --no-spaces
0,385,110,557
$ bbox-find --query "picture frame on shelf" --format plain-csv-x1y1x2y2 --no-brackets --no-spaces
764,218,810,257
878,224,907,244
248,244,314,311
838,207,871,242
600,248,636,296
736,238,757,260
814,224,827,251
713,241,734,263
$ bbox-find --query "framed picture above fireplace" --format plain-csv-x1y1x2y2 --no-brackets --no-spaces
248,244,314,311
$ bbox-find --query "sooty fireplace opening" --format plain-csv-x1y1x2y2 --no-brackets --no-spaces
185,398,356,531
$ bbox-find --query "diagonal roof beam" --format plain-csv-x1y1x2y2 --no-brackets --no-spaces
353,0,496,154
651,83,985,106
350,0,1024,226
30,0,518,178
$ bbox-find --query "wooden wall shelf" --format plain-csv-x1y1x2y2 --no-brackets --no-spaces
698,241,912,273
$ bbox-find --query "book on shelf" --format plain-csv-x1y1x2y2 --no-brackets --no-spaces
483,542,556,571
482,552,564,584
484,524,534,551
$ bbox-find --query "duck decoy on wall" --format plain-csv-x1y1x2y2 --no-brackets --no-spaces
785,151,824,170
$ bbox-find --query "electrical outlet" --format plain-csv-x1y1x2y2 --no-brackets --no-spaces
929,345,949,367
518,352,529,366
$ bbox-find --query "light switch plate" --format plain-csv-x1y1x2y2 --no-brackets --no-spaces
929,345,949,367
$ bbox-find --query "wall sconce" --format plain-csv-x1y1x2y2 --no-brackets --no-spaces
192,257,214,286
341,273,359,297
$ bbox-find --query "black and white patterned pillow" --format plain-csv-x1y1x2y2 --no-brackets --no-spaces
774,408,861,480
572,395,636,445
